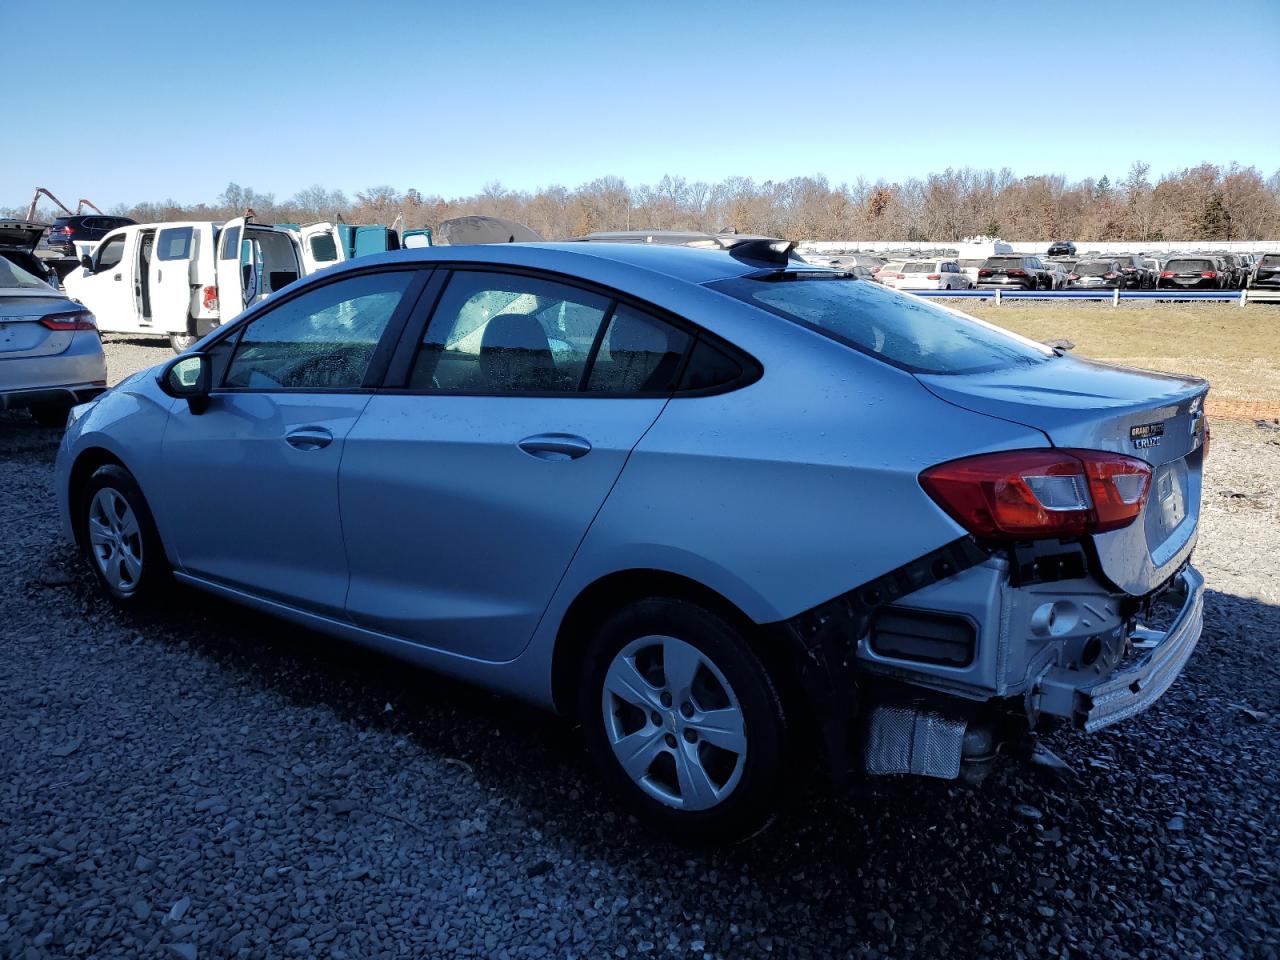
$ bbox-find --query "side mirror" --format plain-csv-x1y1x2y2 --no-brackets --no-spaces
157,353,212,414
80,255,93,270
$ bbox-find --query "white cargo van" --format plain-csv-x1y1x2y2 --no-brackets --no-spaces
64,218,343,351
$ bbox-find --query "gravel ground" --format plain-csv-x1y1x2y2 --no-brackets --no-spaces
1,339,1277,959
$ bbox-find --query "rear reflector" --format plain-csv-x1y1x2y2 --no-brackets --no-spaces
40,310,98,331
919,449,1152,540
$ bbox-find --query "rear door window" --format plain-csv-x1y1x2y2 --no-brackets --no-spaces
586,306,690,394
411,271,610,393
708,273,1052,375
156,226,194,261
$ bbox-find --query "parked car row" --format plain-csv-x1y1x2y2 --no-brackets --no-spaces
805,244,1277,291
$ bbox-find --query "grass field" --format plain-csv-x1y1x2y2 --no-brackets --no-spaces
958,301,1280,417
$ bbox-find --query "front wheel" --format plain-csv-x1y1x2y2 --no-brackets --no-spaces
580,598,789,844
78,464,170,604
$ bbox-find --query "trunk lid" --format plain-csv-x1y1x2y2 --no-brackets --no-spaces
917,354,1208,596
0,220,47,255
0,295,78,358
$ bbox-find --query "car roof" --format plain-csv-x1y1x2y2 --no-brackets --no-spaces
345,241,795,286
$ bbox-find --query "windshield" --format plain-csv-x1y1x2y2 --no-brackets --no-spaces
0,255,53,290
1075,261,1115,276
1165,259,1212,272
708,274,1052,375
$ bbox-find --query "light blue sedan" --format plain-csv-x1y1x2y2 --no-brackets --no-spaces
56,240,1208,841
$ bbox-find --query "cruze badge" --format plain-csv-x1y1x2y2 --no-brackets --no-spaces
1130,421,1165,449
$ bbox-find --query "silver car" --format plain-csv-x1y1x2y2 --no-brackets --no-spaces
55,241,1208,841
1,220,107,426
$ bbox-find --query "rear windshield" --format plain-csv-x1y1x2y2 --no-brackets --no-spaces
983,257,1023,268
1075,261,1115,276
902,261,937,273
0,255,52,289
1165,259,1212,272
957,259,983,267
1261,254,1280,267
708,274,1052,375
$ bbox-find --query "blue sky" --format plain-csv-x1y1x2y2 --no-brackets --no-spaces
4,0,1278,209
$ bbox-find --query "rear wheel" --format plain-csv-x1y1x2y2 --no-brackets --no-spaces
78,464,170,604
579,598,788,844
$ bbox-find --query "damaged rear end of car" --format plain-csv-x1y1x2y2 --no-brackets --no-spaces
825,355,1206,784
707,272,1209,788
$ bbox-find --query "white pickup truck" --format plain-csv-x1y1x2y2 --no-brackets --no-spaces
62,218,359,351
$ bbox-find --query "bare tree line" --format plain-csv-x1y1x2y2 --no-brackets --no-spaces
10,162,1280,241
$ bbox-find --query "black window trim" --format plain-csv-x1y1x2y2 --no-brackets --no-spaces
376,261,761,400
199,264,434,395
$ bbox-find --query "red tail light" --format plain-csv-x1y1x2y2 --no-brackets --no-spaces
978,268,992,276
894,273,905,279
202,285,218,311
926,273,941,280
1068,273,1080,280
1200,271,1217,278
1160,271,1175,278
1007,268,1027,276
40,310,97,331
919,449,1152,540
1103,272,1118,279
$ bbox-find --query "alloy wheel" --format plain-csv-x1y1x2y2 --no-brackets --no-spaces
600,634,747,811
87,488,144,594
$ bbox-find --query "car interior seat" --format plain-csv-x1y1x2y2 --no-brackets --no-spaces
479,313,561,392
601,315,680,392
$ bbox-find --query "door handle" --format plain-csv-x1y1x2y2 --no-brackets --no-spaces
285,426,334,451
517,433,592,461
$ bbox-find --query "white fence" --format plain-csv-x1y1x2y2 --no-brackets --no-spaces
800,239,1280,254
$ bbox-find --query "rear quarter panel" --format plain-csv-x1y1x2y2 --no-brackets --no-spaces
520,307,1051,693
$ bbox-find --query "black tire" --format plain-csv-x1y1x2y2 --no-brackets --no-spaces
579,597,788,845
30,402,71,428
170,332,198,353
77,464,170,605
